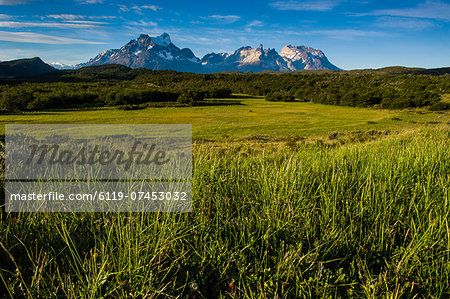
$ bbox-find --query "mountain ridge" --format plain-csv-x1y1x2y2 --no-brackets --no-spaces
0,57,56,78
76,33,204,73
77,33,340,73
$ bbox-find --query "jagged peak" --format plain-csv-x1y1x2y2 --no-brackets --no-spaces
152,32,171,46
282,44,324,57
133,33,172,47
160,32,170,39
237,46,254,50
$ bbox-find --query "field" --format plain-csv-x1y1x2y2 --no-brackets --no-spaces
0,96,448,140
0,97,449,297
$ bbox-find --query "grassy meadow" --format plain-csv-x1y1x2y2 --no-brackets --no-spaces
0,96,449,297
0,96,448,140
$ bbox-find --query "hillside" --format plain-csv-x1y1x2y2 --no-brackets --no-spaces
0,57,56,78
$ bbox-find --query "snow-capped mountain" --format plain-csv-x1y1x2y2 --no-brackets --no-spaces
50,62,75,70
201,44,291,72
77,33,203,72
78,33,340,73
279,45,340,70
201,44,340,72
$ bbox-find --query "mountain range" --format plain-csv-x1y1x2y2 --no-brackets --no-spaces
1,38,449,78
77,33,340,72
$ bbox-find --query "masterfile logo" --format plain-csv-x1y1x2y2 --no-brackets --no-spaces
26,141,170,170
5,124,192,212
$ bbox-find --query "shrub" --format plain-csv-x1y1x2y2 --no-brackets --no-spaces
177,94,194,104
266,91,295,102
429,101,450,111
205,87,232,98
0,88,33,111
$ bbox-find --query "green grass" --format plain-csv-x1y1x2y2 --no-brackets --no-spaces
1,129,449,297
0,98,449,297
1,96,448,140
441,93,450,103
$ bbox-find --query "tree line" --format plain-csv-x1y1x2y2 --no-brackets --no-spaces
0,81,232,111
0,65,448,112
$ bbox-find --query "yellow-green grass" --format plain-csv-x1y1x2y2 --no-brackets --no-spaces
441,93,450,103
1,97,449,297
1,96,448,140
1,129,449,297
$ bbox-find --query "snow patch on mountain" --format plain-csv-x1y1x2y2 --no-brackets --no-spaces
50,62,75,70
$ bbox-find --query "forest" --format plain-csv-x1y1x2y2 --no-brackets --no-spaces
0,64,449,112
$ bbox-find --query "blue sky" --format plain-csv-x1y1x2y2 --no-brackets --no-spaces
0,0,449,69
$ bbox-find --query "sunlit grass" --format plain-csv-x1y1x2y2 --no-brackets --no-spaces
0,98,449,297
1,96,448,140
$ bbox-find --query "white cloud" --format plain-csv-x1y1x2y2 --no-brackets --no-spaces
89,16,116,20
204,15,241,24
0,14,12,19
245,20,264,32
76,0,103,4
375,16,435,30
0,30,105,44
354,0,450,21
247,20,264,27
270,0,338,11
119,4,161,13
62,20,109,25
128,20,158,27
139,5,160,11
310,29,386,40
0,0,33,5
46,14,85,20
46,14,116,21
118,4,128,12
0,21,101,28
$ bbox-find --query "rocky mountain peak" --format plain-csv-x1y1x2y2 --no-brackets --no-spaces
280,44,339,70
78,33,340,72
151,32,171,47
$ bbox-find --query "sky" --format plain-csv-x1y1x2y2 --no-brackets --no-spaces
0,0,449,70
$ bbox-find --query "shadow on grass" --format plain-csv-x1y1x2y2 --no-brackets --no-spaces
0,99,244,114
0,111,61,116
0,105,108,115
194,99,243,106
231,94,262,99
